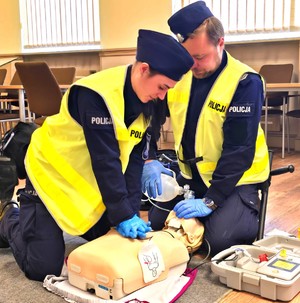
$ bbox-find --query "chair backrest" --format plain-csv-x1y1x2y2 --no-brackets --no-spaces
259,64,293,84
0,69,7,84
259,64,293,106
10,70,22,85
51,67,76,85
15,62,63,117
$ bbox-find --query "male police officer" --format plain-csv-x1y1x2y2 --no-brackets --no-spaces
142,1,269,256
0,29,193,281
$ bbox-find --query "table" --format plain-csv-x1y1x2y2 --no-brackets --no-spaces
0,84,69,122
265,83,300,158
266,83,300,92
0,57,18,67
0,85,27,121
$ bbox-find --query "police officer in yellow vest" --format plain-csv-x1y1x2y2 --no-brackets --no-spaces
0,29,193,281
142,2,270,256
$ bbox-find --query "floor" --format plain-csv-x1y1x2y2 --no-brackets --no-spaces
12,145,300,302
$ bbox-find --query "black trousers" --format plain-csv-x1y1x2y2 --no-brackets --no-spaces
0,178,111,281
148,174,260,256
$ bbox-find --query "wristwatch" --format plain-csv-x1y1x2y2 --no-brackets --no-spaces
203,197,218,210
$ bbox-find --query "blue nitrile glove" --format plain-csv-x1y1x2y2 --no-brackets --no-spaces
142,160,173,199
116,214,152,239
173,199,213,219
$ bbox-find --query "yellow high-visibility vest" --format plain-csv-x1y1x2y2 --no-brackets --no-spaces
168,52,269,187
26,66,149,235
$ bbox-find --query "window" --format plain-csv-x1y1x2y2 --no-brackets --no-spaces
19,0,101,53
172,0,300,43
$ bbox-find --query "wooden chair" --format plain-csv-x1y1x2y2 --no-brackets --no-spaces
259,64,294,158
0,69,7,84
51,67,76,85
0,69,21,135
15,62,63,126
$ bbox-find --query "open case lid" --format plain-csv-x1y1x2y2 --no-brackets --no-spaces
253,235,300,255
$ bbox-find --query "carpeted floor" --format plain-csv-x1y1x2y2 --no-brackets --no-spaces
0,234,231,303
176,255,232,303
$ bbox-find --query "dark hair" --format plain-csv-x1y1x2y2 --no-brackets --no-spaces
133,61,162,77
148,66,161,77
190,16,224,46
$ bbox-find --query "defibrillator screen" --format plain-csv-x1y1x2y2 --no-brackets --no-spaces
268,259,300,272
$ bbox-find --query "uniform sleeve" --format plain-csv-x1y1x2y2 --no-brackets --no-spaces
205,73,264,205
68,85,143,225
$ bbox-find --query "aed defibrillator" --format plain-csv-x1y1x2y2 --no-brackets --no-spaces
211,235,300,301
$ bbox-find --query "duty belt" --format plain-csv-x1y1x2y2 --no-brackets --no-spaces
178,154,203,166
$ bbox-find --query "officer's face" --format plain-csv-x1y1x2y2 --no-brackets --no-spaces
135,64,177,102
183,31,224,79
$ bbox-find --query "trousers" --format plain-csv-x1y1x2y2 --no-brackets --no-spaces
0,178,111,281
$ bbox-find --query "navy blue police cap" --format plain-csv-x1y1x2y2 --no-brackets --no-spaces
168,1,213,42
136,29,194,81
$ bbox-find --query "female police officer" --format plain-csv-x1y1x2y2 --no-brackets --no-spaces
0,29,193,281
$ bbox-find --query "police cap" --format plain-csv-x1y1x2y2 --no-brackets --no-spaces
168,1,213,42
136,29,194,81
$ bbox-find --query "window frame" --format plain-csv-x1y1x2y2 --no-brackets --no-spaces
172,0,300,44
19,0,101,54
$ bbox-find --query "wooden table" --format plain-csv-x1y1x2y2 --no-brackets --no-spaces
266,82,300,92
0,57,18,67
0,85,27,121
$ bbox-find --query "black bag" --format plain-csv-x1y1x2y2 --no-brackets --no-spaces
1,122,38,179
156,149,180,176
0,156,18,201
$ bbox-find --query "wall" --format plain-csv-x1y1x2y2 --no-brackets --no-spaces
226,41,300,79
100,0,172,49
1,0,300,150
0,0,172,54
1,1,299,77
0,0,21,54
0,0,172,76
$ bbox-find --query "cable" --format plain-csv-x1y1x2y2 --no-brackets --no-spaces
183,239,259,275
212,254,240,264
141,196,171,212
184,259,212,276
161,229,175,238
184,238,212,276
